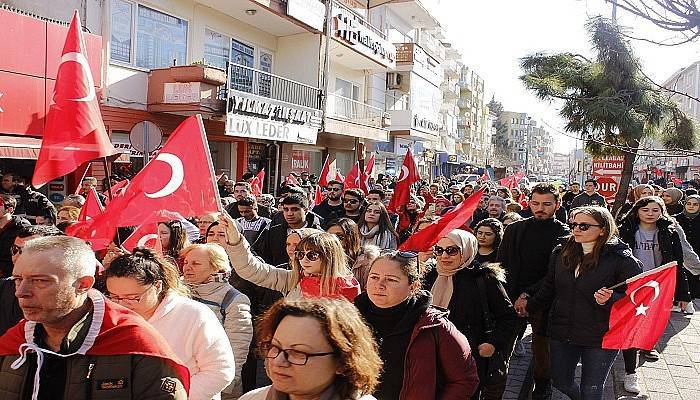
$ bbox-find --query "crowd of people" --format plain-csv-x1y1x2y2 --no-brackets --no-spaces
0,168,699,400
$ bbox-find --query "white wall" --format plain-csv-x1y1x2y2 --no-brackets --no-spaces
276,33,321,87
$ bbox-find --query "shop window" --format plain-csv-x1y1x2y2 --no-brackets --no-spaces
109,1,188,70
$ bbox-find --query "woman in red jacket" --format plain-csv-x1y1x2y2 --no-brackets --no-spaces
354,250,479,399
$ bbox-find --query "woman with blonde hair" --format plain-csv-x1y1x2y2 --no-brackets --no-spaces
218,213,361,301
105,248,236,400
240,298,382,400
181,243,254,399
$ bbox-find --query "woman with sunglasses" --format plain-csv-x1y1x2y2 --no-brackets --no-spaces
326,218,381,292
523,206,641,400
425,229,518,399
617,196,691,392
358,201,398,250
474,218,504,264
105,248,236,400
180,243,254,398
354,250,479,399
218,213,360,301
240,298,381,400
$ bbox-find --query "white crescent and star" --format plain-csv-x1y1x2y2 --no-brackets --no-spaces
53,51,96,104
145,153,184,199
397,166,409,182
629,280,661,316
137,233,159,248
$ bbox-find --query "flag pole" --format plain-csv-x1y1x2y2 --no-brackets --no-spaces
607,262,677,290
74,162,92,195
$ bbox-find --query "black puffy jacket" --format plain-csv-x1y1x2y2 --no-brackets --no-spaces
527,238,642,347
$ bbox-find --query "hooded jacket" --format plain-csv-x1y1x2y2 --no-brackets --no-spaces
526,239,642,347
354,291,479,400
618,218,691,302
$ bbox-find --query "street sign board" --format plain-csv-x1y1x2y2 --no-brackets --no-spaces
592,157,624,202
597,176,619,199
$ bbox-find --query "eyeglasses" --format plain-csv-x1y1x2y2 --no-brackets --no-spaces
106,285,155,306
433,245,461,256
10,244,22,256
294,250,321,261
260,342,335,366
343,198,359,205
568,222,603,232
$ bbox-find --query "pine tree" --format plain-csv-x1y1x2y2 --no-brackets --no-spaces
520,17,698,212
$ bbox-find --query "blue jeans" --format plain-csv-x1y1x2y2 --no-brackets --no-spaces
549,339,618,400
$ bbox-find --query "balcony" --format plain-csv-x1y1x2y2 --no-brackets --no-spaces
229,64,321,109
457,98,471,109
457,116,471,128
394,42,442,86
441,81,460,100
147,65,227,115
324,93,389,141
443,59,459,79
418,32,445,61
459,75,472,90
330,2,396,69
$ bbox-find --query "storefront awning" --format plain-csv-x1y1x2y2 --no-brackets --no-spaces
0,136,42,159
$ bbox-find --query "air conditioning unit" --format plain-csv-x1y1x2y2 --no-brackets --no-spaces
387,73,403,89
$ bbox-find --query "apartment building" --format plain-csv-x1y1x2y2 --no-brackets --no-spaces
497,111,552,176
457,65,490,167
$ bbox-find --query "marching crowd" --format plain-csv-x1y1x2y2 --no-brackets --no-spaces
0,169,699,400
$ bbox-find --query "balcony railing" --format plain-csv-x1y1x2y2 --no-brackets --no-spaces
335,1,386,40
326,93,384,128
229,63,321,109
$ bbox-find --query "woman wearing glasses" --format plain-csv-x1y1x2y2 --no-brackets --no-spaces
358,201,398,250
105,249,236,400
218,213,360,301
523,206,641,400
240,298,381,400
425,229,518,399
326,218,380,292
355,250,479,399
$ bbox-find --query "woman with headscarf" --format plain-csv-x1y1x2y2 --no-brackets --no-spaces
615,184,654,223
661,187,684,215
424,229,518,399
674,194,700,305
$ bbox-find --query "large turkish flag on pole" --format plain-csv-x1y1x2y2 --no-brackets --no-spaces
388,149,420,213
97,115,221,227
32,10,118,188
602,262,677,350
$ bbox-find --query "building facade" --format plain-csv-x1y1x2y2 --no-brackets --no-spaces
496,111,552,177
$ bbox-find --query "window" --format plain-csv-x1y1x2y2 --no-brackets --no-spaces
228,39,274,98
204,29,230,71
110,2,188,70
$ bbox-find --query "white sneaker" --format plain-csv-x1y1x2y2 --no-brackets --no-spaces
684,302,695,315
671,305,682,313
624,373,640,394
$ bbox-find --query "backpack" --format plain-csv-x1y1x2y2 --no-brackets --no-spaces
193,286,241,325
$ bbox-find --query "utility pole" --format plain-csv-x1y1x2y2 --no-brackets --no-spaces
611,0,618,23
525,116,531,175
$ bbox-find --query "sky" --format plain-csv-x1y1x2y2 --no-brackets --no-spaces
431,0,700,153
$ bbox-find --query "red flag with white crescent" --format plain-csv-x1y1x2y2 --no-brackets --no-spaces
602,262,677,350
251,169,265,196
122,223,163,253
91,115,221,228
344,162,361,190
388,149,420,213
78,187,104,221
32,11,118,187
65,187,113,251
319,155,333,187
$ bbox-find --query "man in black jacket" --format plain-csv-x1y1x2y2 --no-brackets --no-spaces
497,183,570,400
254,194,322,266
312,180,344,224
225,181,272,218
0,195,30,278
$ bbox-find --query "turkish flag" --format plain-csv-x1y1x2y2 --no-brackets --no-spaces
104,179,129,204
314,186,324,207
319,156,334,187
122,223,162,253
364,153,376,176
78,187,104,222
335,170,345,184
97,115,221,227
361,153,375,194
602,262,677,350
251,169,265,196
344,162,361,190
285,174,300,186
388,149,420,213
400,188,485,252
32,11,118,188
65,187,114,251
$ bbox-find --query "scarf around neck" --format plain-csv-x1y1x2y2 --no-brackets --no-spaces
430,229,477,308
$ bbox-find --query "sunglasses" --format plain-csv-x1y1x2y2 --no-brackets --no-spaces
381,249,418,258
10,244,22,256
329,187,342,192
568,222,602,231
433,245,461,256
343,199,359,204
295,250,321,261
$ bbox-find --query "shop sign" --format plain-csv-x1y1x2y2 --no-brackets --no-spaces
385,158,397,175
226,92,321,144
287,0,325,31
291,150,311,172
412,114,440,134
332,5,396,68
447,154,458,164
111,133,159,157
163,82,201,104
393,137,414,156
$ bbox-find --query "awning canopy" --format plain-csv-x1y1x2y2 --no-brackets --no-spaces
0,135,42,159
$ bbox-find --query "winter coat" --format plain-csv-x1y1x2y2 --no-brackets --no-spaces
312,200,345,226
618,218,691,302
226,240,360,301
240,385,377,400
423,263,519,353
570,192,607,209
526,239,643,347
0,215,30,277
355,292,480,400
253,215,322,266
188,280,253,397
148,292,235,400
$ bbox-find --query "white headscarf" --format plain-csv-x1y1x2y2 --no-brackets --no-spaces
430,229,478,308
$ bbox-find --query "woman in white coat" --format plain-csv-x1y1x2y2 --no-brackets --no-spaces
105,248,235,400
181,243,255,399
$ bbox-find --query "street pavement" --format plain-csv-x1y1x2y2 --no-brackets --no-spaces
504,299,700,399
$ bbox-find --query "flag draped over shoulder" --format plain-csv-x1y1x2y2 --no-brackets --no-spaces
32,11,118,187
